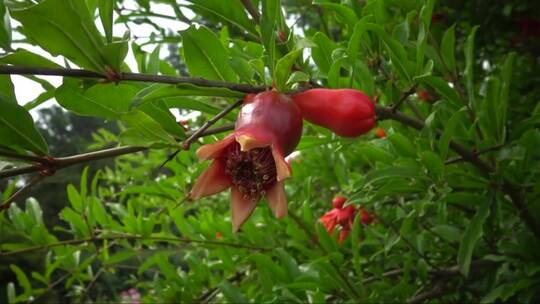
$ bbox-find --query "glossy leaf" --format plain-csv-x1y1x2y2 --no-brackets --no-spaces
441,24,456,73
119,110,178,148
97,0,114,43
458,196,491,277
0,0,11,50
274,48,303,92
56,82,138,120
0,99,48,155
11,0,123,71
311,32,338,75
261,0,282,75
464,26,479,109
181,26,238,82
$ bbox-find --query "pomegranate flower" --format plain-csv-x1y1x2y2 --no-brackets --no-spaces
320,197,376,243
189,91,303,232
320,196,357,244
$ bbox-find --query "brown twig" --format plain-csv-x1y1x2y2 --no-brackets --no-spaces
0,65,265,93
0,124,234,180
0,174,45,211
445,143,505,165
198,271,246,303
377,216,441,271
0,234,270,257
184,99,243,148
0,149,47,163
390,85,418,112
240,0,260,23
159,100,243,169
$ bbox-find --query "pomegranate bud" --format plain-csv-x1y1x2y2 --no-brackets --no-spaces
332,196,347,208
291,89,376,137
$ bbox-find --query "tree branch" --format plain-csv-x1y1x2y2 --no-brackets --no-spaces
0,174,45,211
376,104,540,240
0,234,270,257
445,143,505,165
0,65,265,93
159,100,243,169
390,85,418,112
0,124,234,180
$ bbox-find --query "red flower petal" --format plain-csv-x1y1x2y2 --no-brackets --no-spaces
271,146,291,181
265,181,288,218
196,134,236,160
189,160,232,199
230,186,258,232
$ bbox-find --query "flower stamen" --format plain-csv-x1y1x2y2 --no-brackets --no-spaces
222,142,277,202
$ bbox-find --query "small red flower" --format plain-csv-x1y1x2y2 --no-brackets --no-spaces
417,90,434,102
190,91,303,232
215,231,223,240
374,127,386,138
320,200,357,244
431,12,447,24
359,206,375,225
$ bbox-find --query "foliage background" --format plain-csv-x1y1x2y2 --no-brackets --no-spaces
1,0,540,303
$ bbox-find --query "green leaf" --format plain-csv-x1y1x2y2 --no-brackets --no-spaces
315,222,338,253
274,48,303,91
56,82,138,120
0,0,12,50
499,52,515,142
119,110,178,148
132,83,244,108
0,99,48,155
420,151,445,181
229,57,255,84
146,45,161,75
415,0,435,76
181,26,238,82
97,0,113,43
186,0,258,37
438,108,467,158
7,282,16,304
315,1,358,29
464,26,479,109
351,213,363,279
67,184,83,212
480,77,501,141
10,264,32,297
311,32,338,75
352,22,412,84
0,75,15,103
441,24,456,73
220,281,248,303
139,100,186,138
297,136,335,150
388,133,416,158
432,225,461,243
11,0,119,72
165,96,236,119
0,49,61,68
458,196,491,277
421,75,461,105
261,0,282,75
